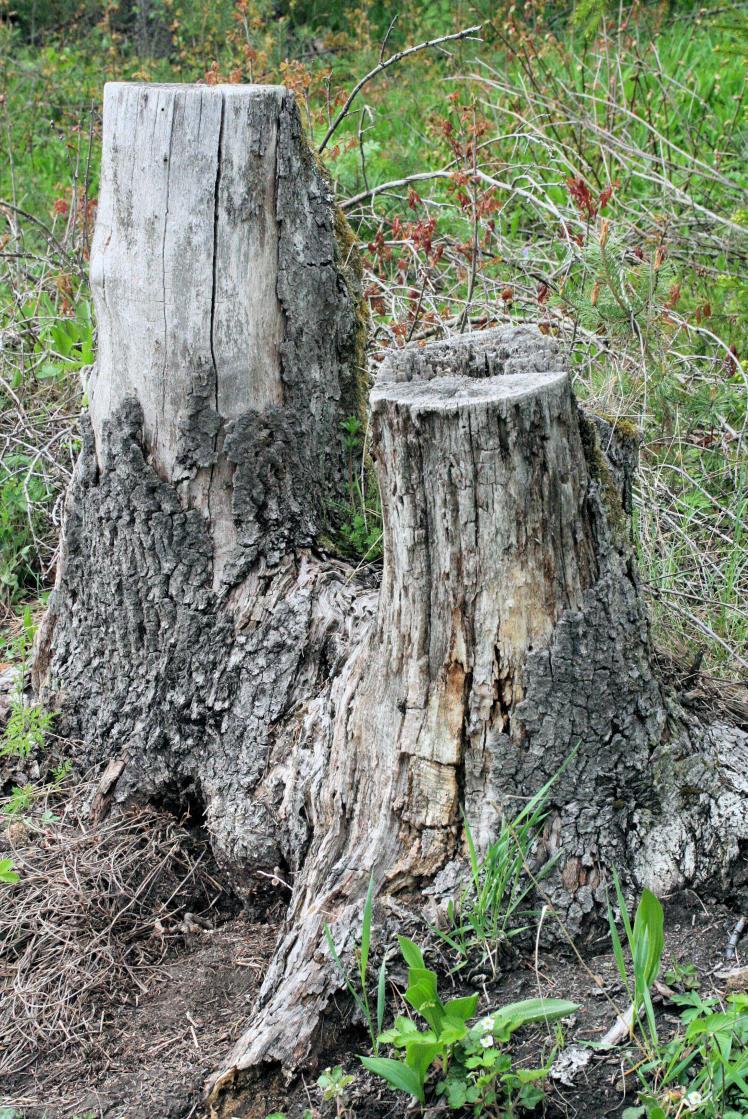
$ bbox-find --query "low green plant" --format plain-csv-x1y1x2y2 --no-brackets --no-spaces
0,859,20,885
0,652,70,823
0,1108,95,1119
0,604,44,727
0,605,37,667
324,871,386,1054
3,784,37,818
606,872,665,1047
318,1063,356,1109
664,961,700,993
624,991,748,1119
437,768,563,975
0,696,54,759
3,774,68,821
331,415,382,561
27,295,94,386
0,462,51,607
361,935,577,1111
51,758,73,783
266,1113,312,1119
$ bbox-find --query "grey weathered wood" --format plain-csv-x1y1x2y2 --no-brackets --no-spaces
32,81,747,1108
87,81,365,589
208,328,747,1099
89,85,287,583
34,82,368,879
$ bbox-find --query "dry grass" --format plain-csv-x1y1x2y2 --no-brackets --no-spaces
0,782,225,1079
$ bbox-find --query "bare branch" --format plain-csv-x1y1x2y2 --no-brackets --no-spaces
318,24,482,154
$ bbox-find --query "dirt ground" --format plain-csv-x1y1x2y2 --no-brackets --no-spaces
3,890,744,1119
2,915,273,1118
248,893,742,1119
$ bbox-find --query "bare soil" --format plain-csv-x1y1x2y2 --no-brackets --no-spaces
3,891,743,1119
2,915,273,1118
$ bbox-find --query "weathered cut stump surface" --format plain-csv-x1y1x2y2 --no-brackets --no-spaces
32,80,747,1106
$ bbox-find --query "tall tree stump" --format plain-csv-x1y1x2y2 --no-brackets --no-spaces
34,82,747,1102
34,81,370,877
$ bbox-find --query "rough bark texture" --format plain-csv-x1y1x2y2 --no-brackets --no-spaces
208,329,747,1100
33,82,747,1107
34,82,370,877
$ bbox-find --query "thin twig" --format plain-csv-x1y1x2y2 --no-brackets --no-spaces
318,25,482,153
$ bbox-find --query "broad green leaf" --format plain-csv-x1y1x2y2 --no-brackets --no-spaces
687,1010,741,1040
404,1036,441,1080
517,1082,545,1109
490,998,578,1041
379,1015,422,1044
360,1056,425,1103
515,1066,550,1083
405,966,439,995
444,993,479,1023
38,362,64,380
0,859,19,885
404,968,444,1033
397,935,425,970
632,888,664,989
437,1017,469,1045
445,1079,468,1107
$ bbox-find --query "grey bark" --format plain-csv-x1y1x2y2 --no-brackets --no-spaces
32,82,747,1103
34,81,370,877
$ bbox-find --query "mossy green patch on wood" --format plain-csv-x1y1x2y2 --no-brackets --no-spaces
578,411,628,540
597,412,640,443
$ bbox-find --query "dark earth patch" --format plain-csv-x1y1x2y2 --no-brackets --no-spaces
2,916,273,1118
4,892,742,1119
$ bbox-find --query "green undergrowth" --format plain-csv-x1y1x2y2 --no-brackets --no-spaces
311,852,747,1118
0,1,745,680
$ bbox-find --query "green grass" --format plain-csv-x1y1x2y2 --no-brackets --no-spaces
607,872,666,1050
435,769,562,977
0,1,745,679
628,990,748,1119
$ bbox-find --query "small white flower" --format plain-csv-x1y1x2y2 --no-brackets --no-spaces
479,1017,495,1032
480,1034,494,1048
684,1091,704,1112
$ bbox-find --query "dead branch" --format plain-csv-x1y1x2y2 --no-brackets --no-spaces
318,25,482,153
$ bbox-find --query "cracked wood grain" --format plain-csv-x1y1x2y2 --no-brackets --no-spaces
208,327,747,1096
